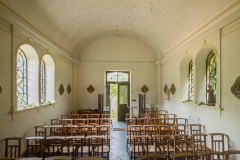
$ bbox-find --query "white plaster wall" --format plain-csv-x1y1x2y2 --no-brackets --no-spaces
77,35,158,112
0,19,73,156
161,17,240,158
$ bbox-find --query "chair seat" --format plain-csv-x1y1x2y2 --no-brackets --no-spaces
177,145,193,152
44,146,61,152
95,146,109,153
145,145,160,152
78,146,92,153
130,146,144,152
160,145,175,152
62,146,76,153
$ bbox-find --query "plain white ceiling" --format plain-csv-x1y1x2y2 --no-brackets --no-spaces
2,0,237,58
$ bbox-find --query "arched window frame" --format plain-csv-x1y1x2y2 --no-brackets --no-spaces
40,59,46,103
206,50,217,101
16,48,28,108
188,60,194,100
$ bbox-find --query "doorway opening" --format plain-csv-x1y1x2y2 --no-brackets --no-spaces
106,71,130,121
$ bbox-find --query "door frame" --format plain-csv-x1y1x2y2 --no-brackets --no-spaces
105,71,130,120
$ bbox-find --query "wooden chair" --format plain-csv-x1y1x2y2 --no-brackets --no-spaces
143,125,158,154
197,151,223,160
157,110,168,114
222,150,240,160
208,133,228,160
158,124,175,136
189,124,202,135
62,136,85,158
190,133,209,154
92,135,110,159
127,125,142,150
61,114,70,119
61,125,78,137
89,114,100,125
34,125,48,140
59,119,73,125
171,153,197,160
43,136,65,158
78,125,94,136
49,125,63,136
173,134,193,153
50,119,60,125
25,136,44,157
175,124,187,135
96,125,110,149
80,114,89,119
130,135,150,160
4,137,23,158
139,154,165,160
77,135,93,157
45,156,73,160
154,135,174,159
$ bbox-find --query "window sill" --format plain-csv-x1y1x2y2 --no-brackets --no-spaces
181,102,223,117
10,103,56,120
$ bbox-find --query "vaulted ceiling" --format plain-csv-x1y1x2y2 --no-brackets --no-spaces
1,0,237,58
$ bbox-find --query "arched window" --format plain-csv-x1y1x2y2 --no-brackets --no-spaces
16,44,39,110
16,48,28,107
40,59,46,102
188,60,193,100
206,50,217,101
41,54,55,104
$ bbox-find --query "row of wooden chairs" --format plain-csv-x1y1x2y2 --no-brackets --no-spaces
128,133,240,160
5,135,109,159
139,151,240,160
5,124,110,159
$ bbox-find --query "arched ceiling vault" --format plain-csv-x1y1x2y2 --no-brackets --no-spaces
1,0,237,60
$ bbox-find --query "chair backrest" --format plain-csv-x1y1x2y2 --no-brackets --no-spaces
158,125,175,135
35,126,48,139
59,119,73,125
175,124,187,135
25,136,44,157
190,133,208,153
132,135,150,158
208,133,227,152
4,137,23,158
154,135,171,158
44,136,65,157
50,119,60,125
49,125,63,136
61,125,78,137
189,124,202,135
173,134,189,153
139,154,165,160
65,136,84,158
175,118,188,125
100,118,111,125
222,150,240,160
71,114,80,119
79,125,94,136
171,153,197,160
198,151,223,160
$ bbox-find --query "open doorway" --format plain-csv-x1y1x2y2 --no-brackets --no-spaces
106,71,130,121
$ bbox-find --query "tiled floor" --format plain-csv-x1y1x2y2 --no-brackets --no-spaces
109,120,129,160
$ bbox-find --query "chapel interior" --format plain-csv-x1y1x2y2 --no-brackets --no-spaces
1,0,240,159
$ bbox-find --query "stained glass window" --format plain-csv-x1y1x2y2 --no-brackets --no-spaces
40,59,46,102
188,60,193,100
107,72,128,82
206,50,217,101
16,48,28,107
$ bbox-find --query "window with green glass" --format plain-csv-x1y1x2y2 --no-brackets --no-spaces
188,60,193,100
206,50,217,101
